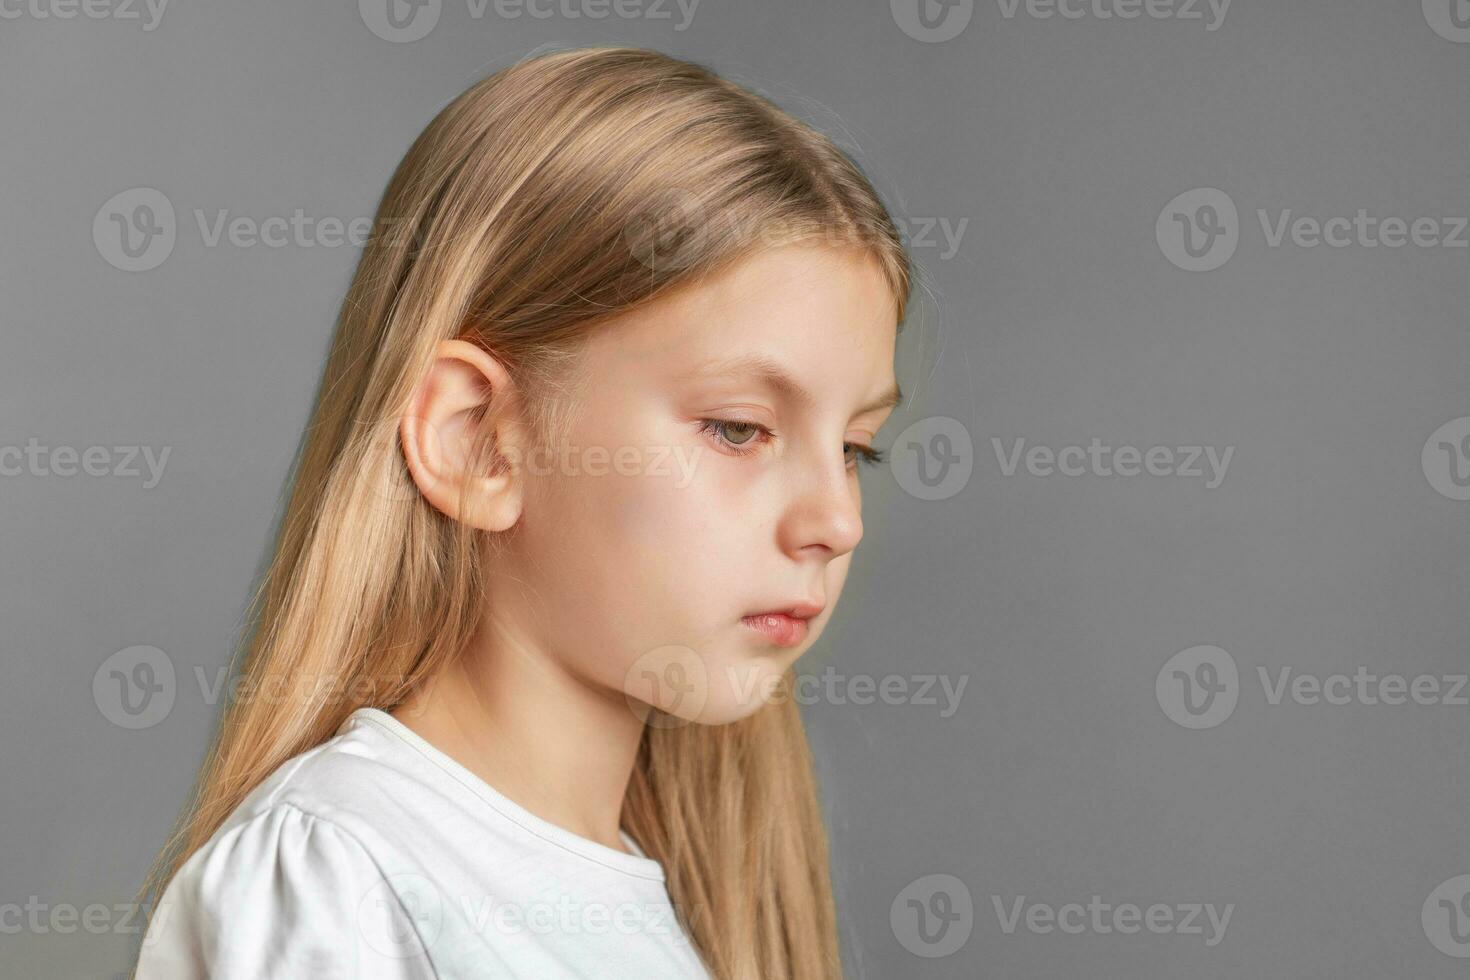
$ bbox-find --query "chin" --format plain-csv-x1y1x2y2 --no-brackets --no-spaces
619,625,814,729
697,648,805,725
690,689,779,726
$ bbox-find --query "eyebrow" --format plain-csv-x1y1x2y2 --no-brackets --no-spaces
688,352,903,417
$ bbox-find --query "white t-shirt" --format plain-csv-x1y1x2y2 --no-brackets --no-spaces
135,707,713,979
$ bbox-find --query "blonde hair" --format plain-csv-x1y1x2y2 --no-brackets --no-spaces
135,45,912,980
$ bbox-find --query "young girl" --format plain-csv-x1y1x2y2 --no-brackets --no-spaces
132,45,911,980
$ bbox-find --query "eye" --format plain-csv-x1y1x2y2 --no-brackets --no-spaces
845,442,887,469
697,418,772,456
697,418,887,470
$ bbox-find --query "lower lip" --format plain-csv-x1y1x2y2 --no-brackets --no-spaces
741,613,809,647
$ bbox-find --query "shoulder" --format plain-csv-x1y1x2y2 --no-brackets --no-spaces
134,731,440,979
212,712,440,847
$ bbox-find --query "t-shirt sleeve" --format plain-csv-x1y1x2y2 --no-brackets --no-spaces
134,803,437,980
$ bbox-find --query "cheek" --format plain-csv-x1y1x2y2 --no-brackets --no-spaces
517,407,821,717
522,437,740,678
823,552,853,612
595,458,746,623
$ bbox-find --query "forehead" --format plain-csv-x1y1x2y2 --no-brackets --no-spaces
592,244,899,384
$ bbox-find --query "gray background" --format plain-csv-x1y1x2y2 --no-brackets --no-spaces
4,0,1468,976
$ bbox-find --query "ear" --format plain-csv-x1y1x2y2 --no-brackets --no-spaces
399,339,524,531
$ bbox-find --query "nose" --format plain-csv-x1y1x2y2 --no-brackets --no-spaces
777,446,864,559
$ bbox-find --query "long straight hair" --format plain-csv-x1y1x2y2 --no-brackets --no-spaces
135,45,911,980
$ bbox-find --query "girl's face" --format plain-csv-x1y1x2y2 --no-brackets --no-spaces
504,243,900,725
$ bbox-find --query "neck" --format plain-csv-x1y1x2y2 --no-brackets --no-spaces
391,616,648,855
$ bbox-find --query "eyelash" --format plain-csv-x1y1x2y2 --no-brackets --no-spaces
696,418,887,469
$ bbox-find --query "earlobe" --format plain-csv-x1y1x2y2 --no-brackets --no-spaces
399,339,524,532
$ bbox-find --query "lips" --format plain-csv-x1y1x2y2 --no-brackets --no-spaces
740,599,823,648
741,612,810,647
